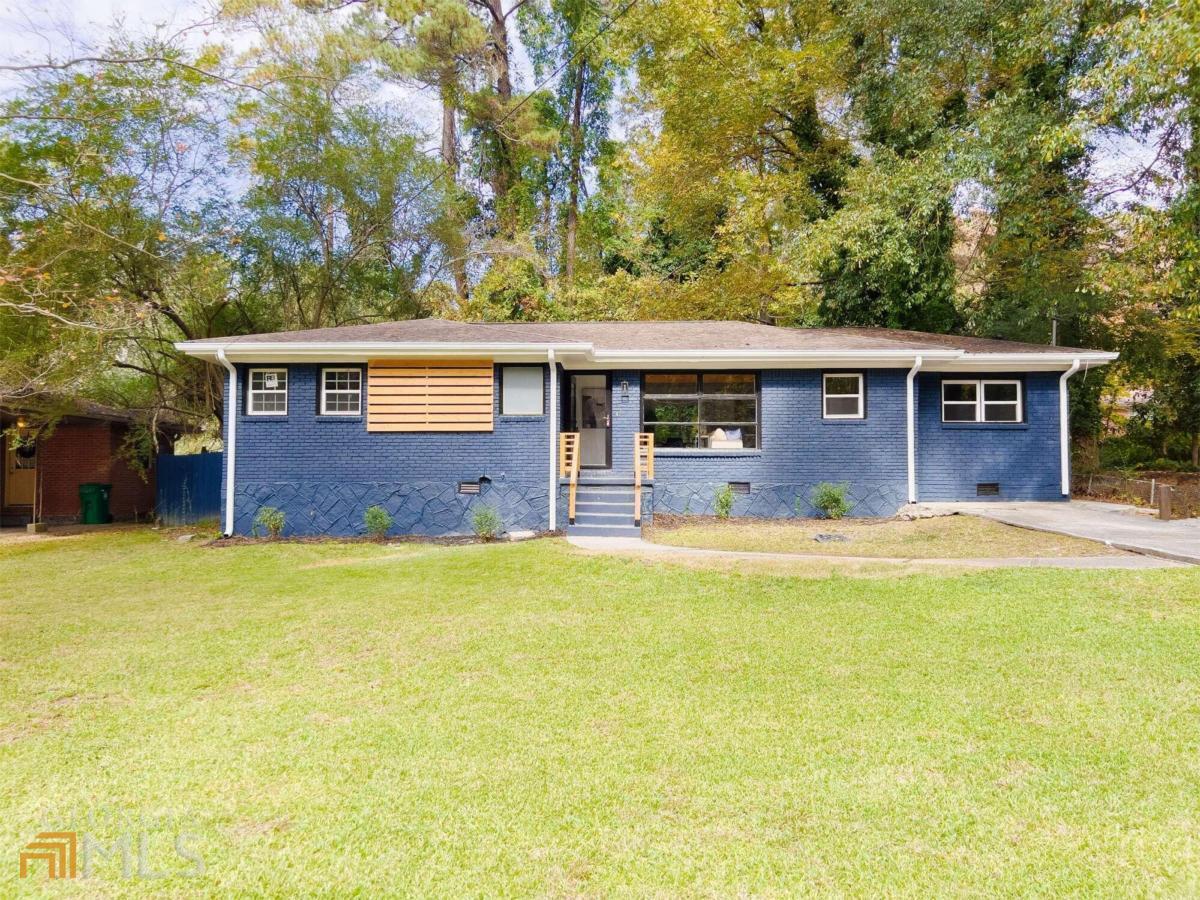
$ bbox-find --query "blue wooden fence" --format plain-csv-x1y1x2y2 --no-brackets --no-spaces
156,452,222,525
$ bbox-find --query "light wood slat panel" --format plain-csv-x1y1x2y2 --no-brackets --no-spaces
367,381,494,393
374,412,493,419
370,404,493,413
369,376,493,385
368,422,494,432
367,358,493,432
369,359,492,370
367,374,494,386
368,385,494,397
371,414,493,421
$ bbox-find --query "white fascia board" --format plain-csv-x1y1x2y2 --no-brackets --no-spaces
584,349,962,369
926,351,1118,372
175,341,592,364
174,340,1119,370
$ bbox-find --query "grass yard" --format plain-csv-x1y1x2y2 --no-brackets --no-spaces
647,513,1117,558
2,530,1199,896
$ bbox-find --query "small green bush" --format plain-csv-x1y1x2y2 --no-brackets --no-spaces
472,506,502,541
364,505,392,540
713,484,734,519
811,482,851,519
253,506,286,538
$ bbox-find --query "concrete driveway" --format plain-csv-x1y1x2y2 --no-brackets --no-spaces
919,500,1200,565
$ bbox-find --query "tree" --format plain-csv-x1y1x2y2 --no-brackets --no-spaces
346,0,489,299
232,30,450,331
0,36,244,423
520,0,620,281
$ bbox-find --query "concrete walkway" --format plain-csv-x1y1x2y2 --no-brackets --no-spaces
917,500,1200,566
566,534,1181,570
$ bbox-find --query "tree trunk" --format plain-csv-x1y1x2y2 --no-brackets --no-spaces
484,0,513,226
440,68,469,300
565,62,585,282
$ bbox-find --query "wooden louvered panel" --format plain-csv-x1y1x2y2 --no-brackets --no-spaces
367,359,494,432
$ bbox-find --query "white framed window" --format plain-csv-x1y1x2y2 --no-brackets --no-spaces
500,366,543,415
321,368,362,416
248,368,288,415
942,379,1022,423
823,373,864,419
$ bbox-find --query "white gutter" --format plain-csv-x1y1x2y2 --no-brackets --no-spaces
176,339,1118,371
1059,358,1081,496
906,355,923,503
175,341,591,364
215,349,237,536
547,350,557,532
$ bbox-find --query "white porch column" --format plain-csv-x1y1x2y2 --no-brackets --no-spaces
216,348,237,536
548,349,557,531
1060,358,1081,496
905,355,923,504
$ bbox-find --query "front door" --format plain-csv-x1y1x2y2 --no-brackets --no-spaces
4,437,37,506
570,374,611,469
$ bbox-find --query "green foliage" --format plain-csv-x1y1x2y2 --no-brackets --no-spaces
2,0,1198,470
810,482,851,520
471,505,503,540
253,506,286,539
713,484,735,519
117,425,156,484
458,256,551,320
364,505,393,540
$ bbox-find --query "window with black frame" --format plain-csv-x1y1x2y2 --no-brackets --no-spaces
641,373,758,449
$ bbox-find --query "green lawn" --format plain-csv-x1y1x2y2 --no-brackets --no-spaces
2,530,1199,896
646,513,1117,558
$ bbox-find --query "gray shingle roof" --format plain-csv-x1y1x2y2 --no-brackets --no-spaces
209,318,1096,355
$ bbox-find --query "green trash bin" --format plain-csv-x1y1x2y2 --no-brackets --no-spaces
79,482,112,524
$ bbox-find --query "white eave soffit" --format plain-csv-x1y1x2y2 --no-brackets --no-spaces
175,341,1117,369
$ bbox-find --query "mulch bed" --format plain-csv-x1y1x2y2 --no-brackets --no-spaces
202,532,555,549
647,513,902,532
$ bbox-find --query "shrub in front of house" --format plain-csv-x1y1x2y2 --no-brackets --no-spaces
472,506,502,541
713,484,734,519
364,505,392,540
253,506,286,538
810,482,851,519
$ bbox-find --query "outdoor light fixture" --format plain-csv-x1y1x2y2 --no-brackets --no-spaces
620,380,629,398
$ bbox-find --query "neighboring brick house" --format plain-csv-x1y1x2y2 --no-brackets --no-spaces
176,319,1117,538
1,402,176,526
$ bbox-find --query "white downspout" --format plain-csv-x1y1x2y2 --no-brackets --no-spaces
906,355,923,504
216,349,237,536
1059,358,1081,496
547,349,557,532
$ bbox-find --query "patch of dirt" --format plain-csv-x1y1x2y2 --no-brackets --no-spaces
230,817,292,840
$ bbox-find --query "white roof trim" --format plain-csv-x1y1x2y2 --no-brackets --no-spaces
175,339,1118,369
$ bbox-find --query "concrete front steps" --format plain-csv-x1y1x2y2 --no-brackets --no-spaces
566,482,642,538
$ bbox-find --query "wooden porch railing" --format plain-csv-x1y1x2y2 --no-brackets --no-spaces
559,432,580,525
634,432,654,526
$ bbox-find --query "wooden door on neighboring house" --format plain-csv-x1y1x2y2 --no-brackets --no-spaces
4,437,37,506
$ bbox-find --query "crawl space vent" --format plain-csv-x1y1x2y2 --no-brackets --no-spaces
976,482,1000,497
728,482,751,494
457,481,482,495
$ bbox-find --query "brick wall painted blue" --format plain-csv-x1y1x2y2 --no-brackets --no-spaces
915,371,1064,501
220,363,1067,535
622,369,911,518
226,363,552,536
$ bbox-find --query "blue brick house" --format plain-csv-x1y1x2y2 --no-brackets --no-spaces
177,320,1115,537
